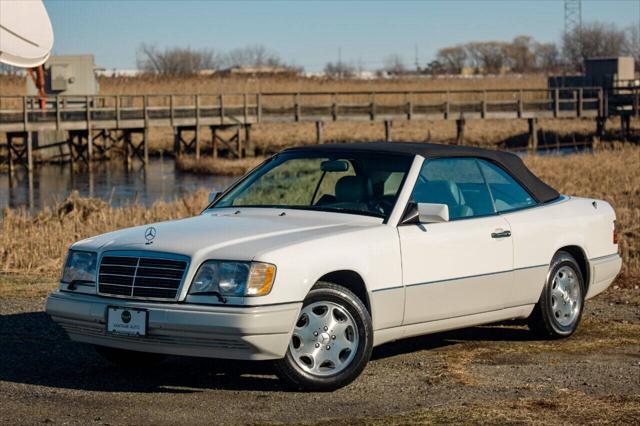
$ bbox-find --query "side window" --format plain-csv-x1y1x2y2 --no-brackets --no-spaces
411,158,495,220
478,160,536,212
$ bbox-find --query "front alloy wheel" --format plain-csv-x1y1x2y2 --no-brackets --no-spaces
275,282,372,391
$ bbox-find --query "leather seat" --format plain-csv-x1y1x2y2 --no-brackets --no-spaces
335,175,372,203
413,180,473,219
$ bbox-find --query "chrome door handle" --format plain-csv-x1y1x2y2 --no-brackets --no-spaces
491,230,511,238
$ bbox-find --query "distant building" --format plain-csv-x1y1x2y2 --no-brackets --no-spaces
218,66,300,77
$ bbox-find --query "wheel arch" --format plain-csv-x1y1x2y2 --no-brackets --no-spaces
555,245,590,293
314,270,371,316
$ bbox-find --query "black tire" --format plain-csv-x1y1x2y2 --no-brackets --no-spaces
528,251,585,338
94,345,166,368
274,282,373,391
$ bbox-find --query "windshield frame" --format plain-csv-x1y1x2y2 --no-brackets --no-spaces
206,149,416,221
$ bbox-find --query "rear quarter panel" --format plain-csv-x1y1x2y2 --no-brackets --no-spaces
502,196,617,304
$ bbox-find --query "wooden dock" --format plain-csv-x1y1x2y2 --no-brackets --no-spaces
0,87,609,171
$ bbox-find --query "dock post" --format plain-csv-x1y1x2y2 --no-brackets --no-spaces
315,121,324,144
369,93,376,121
621,114,631,141
595,116,607,142
143,96,149,164
331,93,337,121
173,127,181,157
481,90,487,119
528,118,538,154
384,120,392,142
195,95,201,159
455,117,465,145
212,127,218,159
124,131,132,169
26,131,33,172
577,88,583,117
444,91,451,120
86,96,93,163
7,134,14,173
244,124,254,156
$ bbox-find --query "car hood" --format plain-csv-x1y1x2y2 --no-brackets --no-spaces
72,208,380,260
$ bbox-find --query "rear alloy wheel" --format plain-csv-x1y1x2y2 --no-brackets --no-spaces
275,282,372,391
528,251,585,338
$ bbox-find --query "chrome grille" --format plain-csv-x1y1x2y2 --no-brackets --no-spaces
98,254,188,300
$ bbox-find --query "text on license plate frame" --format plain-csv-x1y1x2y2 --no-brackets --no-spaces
106,306,148,336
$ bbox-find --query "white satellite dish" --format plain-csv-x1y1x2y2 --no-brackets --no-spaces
0,0,54,68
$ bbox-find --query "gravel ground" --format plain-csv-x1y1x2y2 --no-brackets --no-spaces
0,283,638,425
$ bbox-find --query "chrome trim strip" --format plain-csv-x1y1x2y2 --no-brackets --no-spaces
99,273,182,281
589,253,620,263
381,264,549,291
96,250,191,302
406,269,512,288
371,285,404,293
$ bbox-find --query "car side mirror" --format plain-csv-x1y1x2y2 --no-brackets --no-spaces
208,191,220,204
401,202,449,224
418,203,449,223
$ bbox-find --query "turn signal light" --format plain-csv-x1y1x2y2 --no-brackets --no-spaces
246,263,277,296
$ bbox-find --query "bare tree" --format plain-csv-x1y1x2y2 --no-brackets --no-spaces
465,41,508,74
383,54,406,75
534,42,561,73
222,45,287,69
324,61,356,78
623,24,640,68
136,44,220,75
506,36,536,73
562,22,627,71
435,46,467,74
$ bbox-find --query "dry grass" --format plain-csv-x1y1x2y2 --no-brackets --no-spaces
0,147,638,281
104,74,547,95
363,393,640,425
0,190,209,276
175,156,265,176
0,73,546,97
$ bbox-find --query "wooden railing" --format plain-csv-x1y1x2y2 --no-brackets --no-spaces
0,88,604,133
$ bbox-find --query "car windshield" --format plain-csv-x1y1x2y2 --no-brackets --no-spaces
212,151,414,219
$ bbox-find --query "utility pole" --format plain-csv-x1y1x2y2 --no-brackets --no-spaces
565,0,582,65
414,44,420,72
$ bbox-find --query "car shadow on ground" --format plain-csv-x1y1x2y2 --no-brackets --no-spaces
0,311,539,393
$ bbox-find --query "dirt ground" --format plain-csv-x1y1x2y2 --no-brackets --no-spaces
0,277,638,425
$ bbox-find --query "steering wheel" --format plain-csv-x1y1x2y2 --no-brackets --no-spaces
369,198,394,215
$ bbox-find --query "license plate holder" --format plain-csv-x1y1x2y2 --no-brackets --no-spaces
106,306,148,336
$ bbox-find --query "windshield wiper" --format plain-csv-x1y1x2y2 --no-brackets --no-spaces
189,291,228,304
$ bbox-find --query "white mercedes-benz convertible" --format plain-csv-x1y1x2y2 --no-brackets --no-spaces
46,142,621,391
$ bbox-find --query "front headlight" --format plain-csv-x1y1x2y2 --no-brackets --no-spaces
189,261,276,298
61,250,97,285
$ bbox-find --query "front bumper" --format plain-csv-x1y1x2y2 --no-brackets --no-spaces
45,290,301,360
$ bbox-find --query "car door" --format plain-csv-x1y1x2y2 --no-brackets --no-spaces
398,158,514,325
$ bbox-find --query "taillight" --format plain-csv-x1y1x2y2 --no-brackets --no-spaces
613,221,618,244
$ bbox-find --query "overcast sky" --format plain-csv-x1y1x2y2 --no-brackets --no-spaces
44,0,640,71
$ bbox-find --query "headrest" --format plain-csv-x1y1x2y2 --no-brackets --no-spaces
415,180,463,205
335,176,371,202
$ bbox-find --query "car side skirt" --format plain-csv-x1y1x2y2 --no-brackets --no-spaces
373,304,535,347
